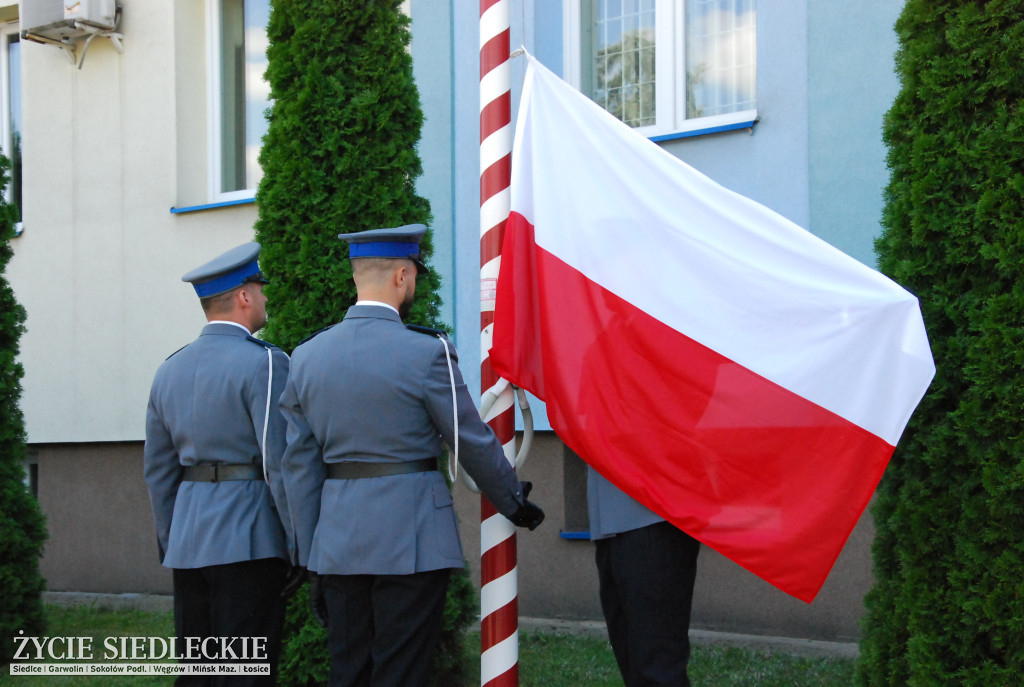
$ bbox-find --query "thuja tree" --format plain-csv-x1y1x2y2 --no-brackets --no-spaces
0,154,46,666
858,3,1024,684
254,0,441,350
254,2,474,684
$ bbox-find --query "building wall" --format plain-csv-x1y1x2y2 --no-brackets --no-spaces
9,0,259,446
36,442,171,595
809,0,902,266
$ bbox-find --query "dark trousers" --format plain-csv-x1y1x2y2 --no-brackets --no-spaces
596,521,701,687
322,569,451,687
172,557,288,687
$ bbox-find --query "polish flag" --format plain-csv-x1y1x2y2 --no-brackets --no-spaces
490,56,935,602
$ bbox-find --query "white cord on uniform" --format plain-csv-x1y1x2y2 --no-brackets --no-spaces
439,336,459,482
262,347,272,482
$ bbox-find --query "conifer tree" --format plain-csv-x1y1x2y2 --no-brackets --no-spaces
858,2,1024,683
254,0,441,349
255,2,473,683
0,154,46,666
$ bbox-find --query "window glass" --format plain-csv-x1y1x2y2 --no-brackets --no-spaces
214,0,270,197
7,31,20,219
582,0,657,128
572,0,756,136
685,0,756,119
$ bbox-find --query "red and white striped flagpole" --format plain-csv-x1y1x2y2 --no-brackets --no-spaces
479,0,518,685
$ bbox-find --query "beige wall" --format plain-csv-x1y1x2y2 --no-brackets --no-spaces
9,0,260,444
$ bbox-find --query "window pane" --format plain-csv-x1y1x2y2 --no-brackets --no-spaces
685,0,756,118
582,0,656,129
219,0,269,194
8,34,20,217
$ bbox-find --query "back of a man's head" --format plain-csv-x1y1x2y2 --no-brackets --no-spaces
352,258,403,291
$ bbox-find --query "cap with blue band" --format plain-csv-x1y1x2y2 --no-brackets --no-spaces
339,224,429,275
182,241,269,298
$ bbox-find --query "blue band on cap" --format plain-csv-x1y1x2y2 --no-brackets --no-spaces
348,241,421,260
192,259,262,298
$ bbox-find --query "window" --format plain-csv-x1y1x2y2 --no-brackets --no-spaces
0,22,20,227
564,0,756,139
207,0,270,202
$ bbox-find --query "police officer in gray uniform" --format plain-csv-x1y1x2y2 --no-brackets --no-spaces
279,225,544,687
144,242,296,685
589,467,701,687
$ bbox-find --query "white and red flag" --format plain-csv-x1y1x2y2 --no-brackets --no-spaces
490,56,935,602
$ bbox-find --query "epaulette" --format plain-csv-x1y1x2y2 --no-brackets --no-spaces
246,334,281,350
165,344,188,361
406,324,448,339
296,324,335,347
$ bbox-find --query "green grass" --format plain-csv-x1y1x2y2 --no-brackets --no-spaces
2,606,175,686
3,606,855,686
514,632,855,687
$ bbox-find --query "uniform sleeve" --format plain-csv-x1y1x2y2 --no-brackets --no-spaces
250,347,298,564
278,373,326,567
421,340,525,519
142,382,182,565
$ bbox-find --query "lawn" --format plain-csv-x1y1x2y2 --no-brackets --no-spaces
2,606,856,686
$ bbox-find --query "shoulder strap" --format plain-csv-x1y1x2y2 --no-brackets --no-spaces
406,323,448,338
164,344,188,361
296,324,335,347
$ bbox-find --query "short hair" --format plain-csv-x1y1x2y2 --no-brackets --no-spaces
199,287,238,316
351,257,410,285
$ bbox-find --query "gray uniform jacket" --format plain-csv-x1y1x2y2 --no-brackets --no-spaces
587,466,664,540
279,304,526,575
144,322,294,569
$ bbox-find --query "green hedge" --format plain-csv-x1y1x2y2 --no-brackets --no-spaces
255,1,472,683
858,2,1024,684
0,154,46,667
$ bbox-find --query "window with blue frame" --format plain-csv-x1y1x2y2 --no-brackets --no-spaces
565,0,756,139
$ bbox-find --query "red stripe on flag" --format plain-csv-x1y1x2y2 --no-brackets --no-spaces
480,29,511,80
491,213,895,602
480,153,512,205
480,598,518,653
481,92,511,143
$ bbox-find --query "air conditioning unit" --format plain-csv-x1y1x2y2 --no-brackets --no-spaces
23,0,117,38
22,0,121,67
64,1,118,29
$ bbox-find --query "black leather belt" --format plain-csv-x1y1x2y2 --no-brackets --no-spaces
326,458,438,480
183,463,263,482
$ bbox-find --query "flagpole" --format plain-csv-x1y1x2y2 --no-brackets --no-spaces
479,0,519,685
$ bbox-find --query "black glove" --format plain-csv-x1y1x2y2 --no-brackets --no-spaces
280,566,306,598
509,482,545,530
309,572,329,628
